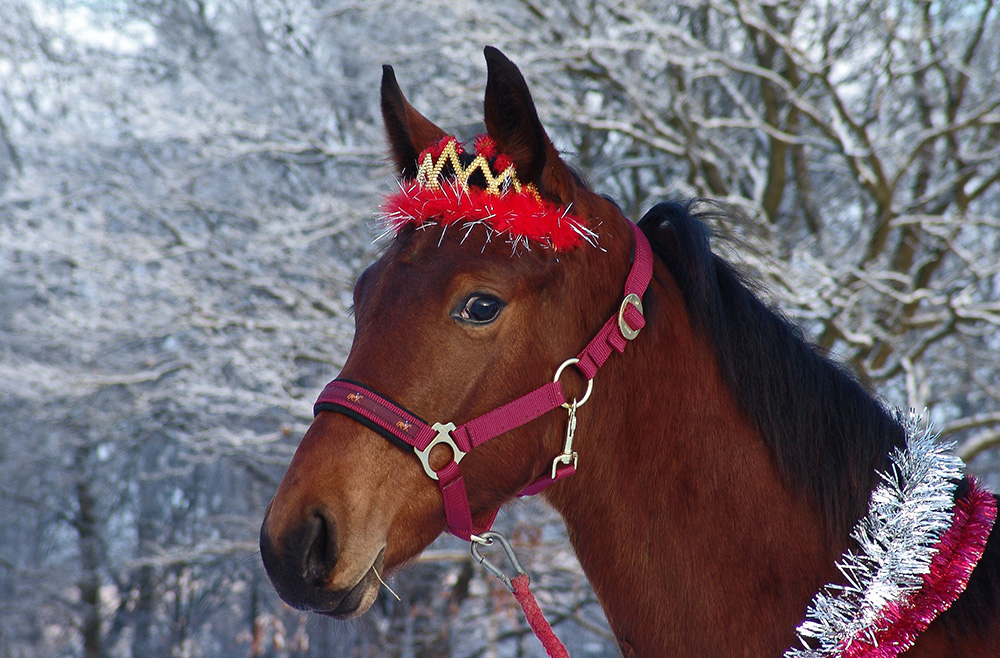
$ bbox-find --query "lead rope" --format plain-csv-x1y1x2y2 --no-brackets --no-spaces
511,574,570,658
471,531,570,658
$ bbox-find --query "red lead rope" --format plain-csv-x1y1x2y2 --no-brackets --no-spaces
512,574,570,658
472,531,570,657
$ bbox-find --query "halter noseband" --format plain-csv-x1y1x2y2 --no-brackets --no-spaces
313,222,653,540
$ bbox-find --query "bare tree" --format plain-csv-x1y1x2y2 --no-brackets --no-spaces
1,0,997,656
456,0,1000,469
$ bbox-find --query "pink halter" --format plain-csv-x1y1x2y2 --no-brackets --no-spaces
314,221,653,540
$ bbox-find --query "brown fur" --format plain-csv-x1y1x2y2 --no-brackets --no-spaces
260,48,1000,655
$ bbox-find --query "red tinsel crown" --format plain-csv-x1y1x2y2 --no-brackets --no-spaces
380,136,595,251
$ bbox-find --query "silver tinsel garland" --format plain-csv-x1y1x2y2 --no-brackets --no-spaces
785,411,964,658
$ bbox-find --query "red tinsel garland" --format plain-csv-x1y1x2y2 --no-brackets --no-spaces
381,181,593,251
838,479,996,658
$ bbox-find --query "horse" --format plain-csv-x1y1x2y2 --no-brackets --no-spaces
259,47,1000,657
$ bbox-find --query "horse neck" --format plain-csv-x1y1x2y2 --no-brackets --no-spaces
543,234,840,657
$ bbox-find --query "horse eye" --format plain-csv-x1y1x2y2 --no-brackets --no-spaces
456,294,504,325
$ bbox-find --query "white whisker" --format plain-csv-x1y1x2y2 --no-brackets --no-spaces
372,565,400,602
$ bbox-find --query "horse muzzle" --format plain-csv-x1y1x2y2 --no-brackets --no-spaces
259,504,384,618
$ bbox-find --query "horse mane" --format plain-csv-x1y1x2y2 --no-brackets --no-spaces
637,200,905,539
637,200,1000,635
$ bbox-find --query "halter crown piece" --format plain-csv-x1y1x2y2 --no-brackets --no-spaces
380,135,597,251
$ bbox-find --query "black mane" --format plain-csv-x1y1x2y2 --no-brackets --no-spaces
638,201,905,538
636,200,1000,635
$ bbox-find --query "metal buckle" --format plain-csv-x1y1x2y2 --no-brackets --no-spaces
414,422,464,481
470,531,526,592
553,358,593,409
618,292,644,340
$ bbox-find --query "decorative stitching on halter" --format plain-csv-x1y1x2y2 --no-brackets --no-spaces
379,135,597,252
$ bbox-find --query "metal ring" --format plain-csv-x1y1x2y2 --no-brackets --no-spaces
552,358,593,409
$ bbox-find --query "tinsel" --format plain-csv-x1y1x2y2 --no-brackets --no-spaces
379,136,596,252
381,180,596,252
786,411,997,658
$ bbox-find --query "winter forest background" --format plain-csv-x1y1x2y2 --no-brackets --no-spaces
1,0,999,656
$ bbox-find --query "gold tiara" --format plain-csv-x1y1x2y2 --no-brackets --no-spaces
381,135,596,251
416,135,540,199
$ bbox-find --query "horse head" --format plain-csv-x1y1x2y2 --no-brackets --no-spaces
259,47,636,619
258,48,1000,658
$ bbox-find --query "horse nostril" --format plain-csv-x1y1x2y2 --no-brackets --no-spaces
301,511,338,585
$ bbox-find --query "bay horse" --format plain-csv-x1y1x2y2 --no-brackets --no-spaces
259,48,1000,657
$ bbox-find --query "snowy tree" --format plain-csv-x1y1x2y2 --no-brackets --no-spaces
1,0,997,656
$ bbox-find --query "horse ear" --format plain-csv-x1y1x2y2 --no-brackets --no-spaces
482,47,578,202
381,65,448,179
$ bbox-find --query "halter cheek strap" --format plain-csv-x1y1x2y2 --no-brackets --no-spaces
313,221,654,540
